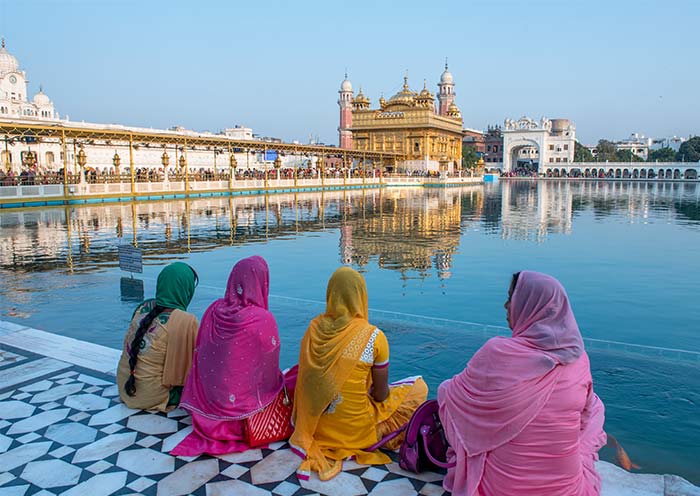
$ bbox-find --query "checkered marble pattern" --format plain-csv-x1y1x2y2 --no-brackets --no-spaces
0,341,448,496
1,322,698,496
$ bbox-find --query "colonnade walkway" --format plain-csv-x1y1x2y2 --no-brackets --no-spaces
0,320,697,496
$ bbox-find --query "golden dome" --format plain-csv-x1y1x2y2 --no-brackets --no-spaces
447,102,461,118
353,87,371,110
387,76,416,107
354,88,370,104
416,80,434,101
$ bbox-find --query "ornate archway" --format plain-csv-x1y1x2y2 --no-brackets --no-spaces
503,138,542,173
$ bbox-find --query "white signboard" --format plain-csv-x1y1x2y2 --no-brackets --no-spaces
118,245,143,273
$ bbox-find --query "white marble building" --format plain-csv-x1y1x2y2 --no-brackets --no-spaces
0,39,290,175
0,39,58,121
615,133,651,161
502,117,576,173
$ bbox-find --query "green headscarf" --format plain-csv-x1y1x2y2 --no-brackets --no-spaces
155,262,197,311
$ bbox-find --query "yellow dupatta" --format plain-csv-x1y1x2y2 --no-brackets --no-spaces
290,267,376,480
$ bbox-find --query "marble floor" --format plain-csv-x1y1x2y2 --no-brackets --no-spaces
0,320,698,496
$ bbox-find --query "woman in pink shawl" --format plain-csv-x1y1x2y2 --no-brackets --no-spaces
171,256,285,456
438,271,607,496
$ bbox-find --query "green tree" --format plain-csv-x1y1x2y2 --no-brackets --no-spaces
676,136,700,162
462,144,479,170
574,141,594,162
614,149,644,162
595,139,617,162
648,147,676,162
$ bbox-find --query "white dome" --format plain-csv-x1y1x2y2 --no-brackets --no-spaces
440,60,454,84
0,39,19,75
340,77,352,92
33,90,50,106
440,68,453,84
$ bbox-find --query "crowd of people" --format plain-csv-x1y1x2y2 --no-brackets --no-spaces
0,166,388,186
117,258,616,494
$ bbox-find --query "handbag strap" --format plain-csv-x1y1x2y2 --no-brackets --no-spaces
281,384,290,406
420,425,456,469
366,423,408,452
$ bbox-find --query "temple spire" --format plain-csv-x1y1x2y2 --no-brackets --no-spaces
445,57,448,70
1,38,5,49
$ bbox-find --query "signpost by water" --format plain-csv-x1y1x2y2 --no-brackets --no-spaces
119,244,144,301
118,244,143,274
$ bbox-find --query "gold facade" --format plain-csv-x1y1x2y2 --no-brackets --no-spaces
350,77,463,171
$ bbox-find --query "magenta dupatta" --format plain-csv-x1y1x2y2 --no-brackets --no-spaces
439,271,604,496
179,256,284,421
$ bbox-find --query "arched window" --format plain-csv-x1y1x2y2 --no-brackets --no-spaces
46,152,55,165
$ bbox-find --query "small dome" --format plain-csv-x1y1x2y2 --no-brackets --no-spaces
0,39,20,75
33,87,50,106
417,80,434,100
354,88,370,105
447,102,461,118
440,62,453,84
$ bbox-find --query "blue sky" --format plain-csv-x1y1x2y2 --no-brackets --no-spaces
1,0,698,145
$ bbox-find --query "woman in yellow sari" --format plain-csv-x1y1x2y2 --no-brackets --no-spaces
290,267,428,481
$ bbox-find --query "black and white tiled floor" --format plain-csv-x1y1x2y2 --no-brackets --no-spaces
1,321,698,496
0,323,450,496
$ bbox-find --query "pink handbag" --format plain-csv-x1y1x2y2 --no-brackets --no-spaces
367,400,455,473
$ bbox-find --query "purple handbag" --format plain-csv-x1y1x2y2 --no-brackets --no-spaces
367,399,456,473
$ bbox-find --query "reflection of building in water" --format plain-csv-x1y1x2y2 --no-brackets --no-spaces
340,188,464,280
0,189,382,271
497,180,700,241
3,183,698,274
340,225,353,265
500,181,574,242
0,188,474,280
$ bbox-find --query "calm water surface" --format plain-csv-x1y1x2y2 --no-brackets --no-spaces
1,180,699,482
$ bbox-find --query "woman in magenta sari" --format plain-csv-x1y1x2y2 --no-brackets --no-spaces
438,271,607,496
171,256,285,456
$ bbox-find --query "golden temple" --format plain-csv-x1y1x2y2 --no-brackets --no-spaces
349,74,463,174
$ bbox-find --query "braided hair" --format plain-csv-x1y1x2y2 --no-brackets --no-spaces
123,303,167,396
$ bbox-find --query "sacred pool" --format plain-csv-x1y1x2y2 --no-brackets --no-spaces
1,180,699,485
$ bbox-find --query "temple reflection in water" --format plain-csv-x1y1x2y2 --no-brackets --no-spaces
1,181,699,277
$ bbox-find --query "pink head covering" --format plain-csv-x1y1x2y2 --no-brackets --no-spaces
510,271,583,364
439,271,585,456
179,256,284,420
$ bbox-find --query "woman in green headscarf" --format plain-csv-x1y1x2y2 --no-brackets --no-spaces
117,262,200,411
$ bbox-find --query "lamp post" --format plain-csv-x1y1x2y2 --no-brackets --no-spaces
112,151,121,180
274,154,282,185
293,157,298,188
318,155,325,189
161,148,169,183
77,145,87,184
229,151,237,189
263,148,268,190
22,148,36,184
179,154,186,174
3,135,11,173
24,148,36,169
